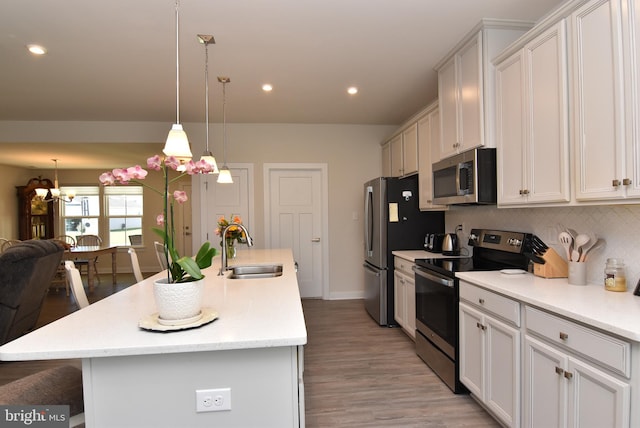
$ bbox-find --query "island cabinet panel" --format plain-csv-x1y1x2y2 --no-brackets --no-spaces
83,347,302,428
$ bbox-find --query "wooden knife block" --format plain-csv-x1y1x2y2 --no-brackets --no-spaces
533,248,568,278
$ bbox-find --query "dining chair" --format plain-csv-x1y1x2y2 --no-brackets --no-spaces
0,239,20,253
64,261,89,309
154,241,169,271
75,235,102,281
129,234,142,246
128,247,144,283
55,235,76,247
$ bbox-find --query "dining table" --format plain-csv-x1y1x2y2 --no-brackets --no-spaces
63,245,118,292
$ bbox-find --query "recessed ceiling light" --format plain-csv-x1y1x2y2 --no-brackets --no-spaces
27,44,47,55
347,86,358,95
262,83,273,92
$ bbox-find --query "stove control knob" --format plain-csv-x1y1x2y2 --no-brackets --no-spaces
469,233,479,243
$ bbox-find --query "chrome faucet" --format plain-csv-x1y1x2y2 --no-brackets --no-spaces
219,223,254,275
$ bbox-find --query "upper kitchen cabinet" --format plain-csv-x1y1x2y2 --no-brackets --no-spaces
436,20,534,160
388,124,418,178
381,140,392,177
572,0,630,201
495,21,571,206
417,102,448,211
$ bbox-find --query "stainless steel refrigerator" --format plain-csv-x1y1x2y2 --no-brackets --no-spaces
363,175,444,326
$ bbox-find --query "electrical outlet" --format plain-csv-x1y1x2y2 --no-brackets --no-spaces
196,388,231,412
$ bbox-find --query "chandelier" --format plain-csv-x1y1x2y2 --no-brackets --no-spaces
35,159,75,202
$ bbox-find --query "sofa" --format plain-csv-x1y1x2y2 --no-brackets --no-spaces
0,239,64,345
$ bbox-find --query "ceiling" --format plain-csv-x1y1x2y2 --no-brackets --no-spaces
0,0,565,168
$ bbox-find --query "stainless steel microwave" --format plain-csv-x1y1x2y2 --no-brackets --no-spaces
432,148,497,205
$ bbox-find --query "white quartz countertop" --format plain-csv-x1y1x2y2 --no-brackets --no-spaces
0,248,307,361
457,271,640,342
392,250,470,262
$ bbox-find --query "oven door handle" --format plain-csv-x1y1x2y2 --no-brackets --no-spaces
412,266,454,288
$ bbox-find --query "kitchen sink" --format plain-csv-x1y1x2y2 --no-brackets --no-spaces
227,264,283,279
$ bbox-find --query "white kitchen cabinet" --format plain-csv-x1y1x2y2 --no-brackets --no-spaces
496,21,570,206
459,283,521,428
572,0,630,201
393,256,415,339
417,103,448,211
388,124,418,178
402,123,419,176
524,305,631,428
524,335,630,428
436,20,533,159
381,141,391,177
390,134,403,177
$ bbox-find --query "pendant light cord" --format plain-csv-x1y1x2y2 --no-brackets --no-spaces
175,0,180,125
222,80,227,164
205,43,210,151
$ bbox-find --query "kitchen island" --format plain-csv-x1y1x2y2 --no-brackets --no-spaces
0,248,307,428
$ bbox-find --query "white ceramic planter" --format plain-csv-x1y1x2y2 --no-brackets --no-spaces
153,278,204,325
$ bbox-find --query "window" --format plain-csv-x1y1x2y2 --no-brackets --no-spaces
105,186,143,246
59,185,144,246
59,186,100,241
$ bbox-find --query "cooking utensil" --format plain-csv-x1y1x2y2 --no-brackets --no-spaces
574,233,590,261
578,233,598,262
558,232,573,261
581,238,605,261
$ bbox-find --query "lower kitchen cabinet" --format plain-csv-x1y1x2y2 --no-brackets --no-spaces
523,305,631,428
460,301,521,427
523,335,630,428
393,256,415,339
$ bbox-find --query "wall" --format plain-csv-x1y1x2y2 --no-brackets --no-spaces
445,204,640,290
0,121,394,298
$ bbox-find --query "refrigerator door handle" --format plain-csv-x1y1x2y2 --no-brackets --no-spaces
363,263,380,276
364,185,374,257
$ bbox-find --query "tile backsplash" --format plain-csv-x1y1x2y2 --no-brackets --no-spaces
445,204,640,290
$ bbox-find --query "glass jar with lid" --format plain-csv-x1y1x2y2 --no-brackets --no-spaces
604,258,627,292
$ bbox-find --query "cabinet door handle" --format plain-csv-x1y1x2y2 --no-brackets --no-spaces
623,178,632,185
559,332,568,340
476,322,486,331
555,366,564,376
478,298,485,305
564,371,573,380
613,179,621,187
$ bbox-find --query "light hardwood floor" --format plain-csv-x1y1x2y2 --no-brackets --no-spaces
0,278,498,427
302,299,499,427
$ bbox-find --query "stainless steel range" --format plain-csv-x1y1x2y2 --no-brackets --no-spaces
412,229,532,393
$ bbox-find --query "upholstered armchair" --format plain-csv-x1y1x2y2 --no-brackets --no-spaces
0,239,64,345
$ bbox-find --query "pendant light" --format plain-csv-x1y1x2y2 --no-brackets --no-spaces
163,0,192,161
35,159,75,202
217,76,233,184
197,34,219,174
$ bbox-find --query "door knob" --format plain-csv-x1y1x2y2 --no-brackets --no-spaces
311,238,320,242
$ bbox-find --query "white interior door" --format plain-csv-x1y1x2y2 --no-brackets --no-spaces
264,164,327,298
200,164,253,253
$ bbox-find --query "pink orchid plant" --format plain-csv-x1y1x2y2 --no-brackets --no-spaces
99,155,216,283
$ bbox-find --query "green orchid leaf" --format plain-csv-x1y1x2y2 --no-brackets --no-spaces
195,242,216,269
176,256,204,281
